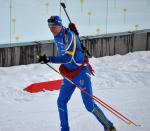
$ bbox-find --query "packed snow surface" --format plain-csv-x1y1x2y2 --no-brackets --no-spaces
0,51,150,131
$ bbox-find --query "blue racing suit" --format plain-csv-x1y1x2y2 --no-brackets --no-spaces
49,27,114,131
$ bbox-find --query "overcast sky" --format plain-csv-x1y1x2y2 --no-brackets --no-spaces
0,0,150,44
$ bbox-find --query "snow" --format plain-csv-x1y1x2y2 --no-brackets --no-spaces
0,51,150,131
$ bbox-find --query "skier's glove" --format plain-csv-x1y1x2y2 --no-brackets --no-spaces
68,23,79,36
39,54,49,64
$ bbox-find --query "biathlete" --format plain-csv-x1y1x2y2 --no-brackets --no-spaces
39,15,117,131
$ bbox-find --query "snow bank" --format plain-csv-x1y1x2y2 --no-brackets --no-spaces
0,51,150,131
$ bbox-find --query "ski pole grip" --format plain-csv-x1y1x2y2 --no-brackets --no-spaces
60,2,66,8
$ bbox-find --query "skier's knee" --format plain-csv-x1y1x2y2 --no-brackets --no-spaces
57,97,66,108
84,104,94,112
57,98,62,107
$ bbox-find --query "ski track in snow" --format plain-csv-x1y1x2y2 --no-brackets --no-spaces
0,51,150,131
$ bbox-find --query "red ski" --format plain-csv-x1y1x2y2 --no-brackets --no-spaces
24,79,62,93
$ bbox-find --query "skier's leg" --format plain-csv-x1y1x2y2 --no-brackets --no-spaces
57,78,76,131
76,67,114,130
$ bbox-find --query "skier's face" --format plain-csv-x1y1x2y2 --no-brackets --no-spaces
49,26,62,36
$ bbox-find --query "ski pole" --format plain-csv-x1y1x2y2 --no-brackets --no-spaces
93,95,141,127
60,2,92,57
44,62,141,127
72,82,131,125
60,2,72,23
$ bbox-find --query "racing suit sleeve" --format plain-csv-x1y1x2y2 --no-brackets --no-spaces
49,32,76,64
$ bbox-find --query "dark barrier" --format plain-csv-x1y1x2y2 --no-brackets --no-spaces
0,29,150,67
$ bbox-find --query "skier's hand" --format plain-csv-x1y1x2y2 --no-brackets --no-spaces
68,23,79,36
39,54,49,64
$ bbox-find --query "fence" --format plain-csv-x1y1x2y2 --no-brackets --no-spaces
0,29,150,67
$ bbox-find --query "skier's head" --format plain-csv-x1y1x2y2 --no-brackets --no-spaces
48,16,63,36
47,16,62,26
